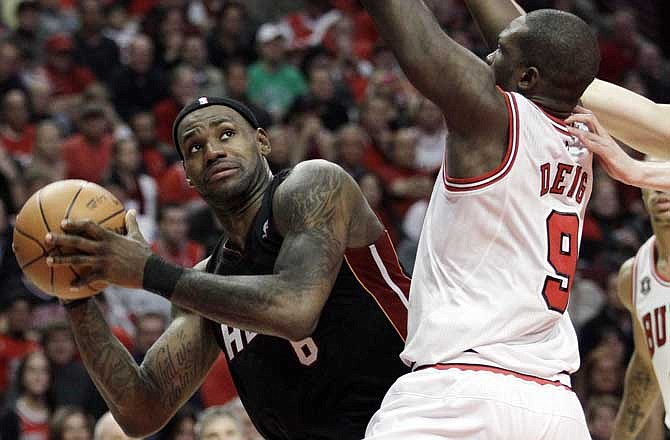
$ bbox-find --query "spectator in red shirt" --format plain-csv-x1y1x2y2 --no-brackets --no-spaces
130,111,178,181
0,88,35,159
61,103,113,183
157,163,201,206
151,203,205,268
43,34,96,117
0,295,39,402
153,65,198,145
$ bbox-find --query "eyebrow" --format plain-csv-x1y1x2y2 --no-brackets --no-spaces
180,116,235,143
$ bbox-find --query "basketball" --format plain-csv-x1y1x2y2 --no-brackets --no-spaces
12,180,126,300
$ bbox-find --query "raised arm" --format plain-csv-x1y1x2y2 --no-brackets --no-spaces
464,0,524,49
65,259,219,437
581,79,670,159
359,0,506,138
612,259,663,440
566,109,670,191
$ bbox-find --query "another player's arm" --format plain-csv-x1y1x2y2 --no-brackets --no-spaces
464,0,523,49
581,79,670,160
158,160,369,340
65,259,219,438
360,0,508,173
612,259,662,440
566,110,670,191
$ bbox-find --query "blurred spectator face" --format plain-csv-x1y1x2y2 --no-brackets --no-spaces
590,177,620,220
105,4,127,31
161,8,185,36
29,80,53,118
613,10,637,42
35,121,63,160
2,89,30,130
173,417,195,440
8,298,31,335
361,97,392,133
79,113,108,142
115,139,141,173
183,36,208,68
131,113,156,146
267,126,290,168
391,128,418,166
200,414,243,440
261,38,285,65
160,206,189,246
79,0,104,31
359,174,382,209
135,314,166,354
45,327,76,366
0,42,20,80
309,68,334,101
17,3,40,32
172,67,198,106
128,36,154,74
22,351,50,397
337,125,366,167
219,4,244,37
225,63,247,98
587,397,618,440
61,412,92,440
416,99,444,133
590,355,622,395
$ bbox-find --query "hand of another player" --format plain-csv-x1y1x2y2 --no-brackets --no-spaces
565,106,634,183
45,209,152,291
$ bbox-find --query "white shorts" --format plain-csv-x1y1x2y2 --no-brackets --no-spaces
365,365,590,440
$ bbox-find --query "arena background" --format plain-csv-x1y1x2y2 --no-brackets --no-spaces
0,0,668,438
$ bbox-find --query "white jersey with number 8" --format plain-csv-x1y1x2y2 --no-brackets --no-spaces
401,90,593,381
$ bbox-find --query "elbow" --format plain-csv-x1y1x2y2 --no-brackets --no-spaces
280,312,320,342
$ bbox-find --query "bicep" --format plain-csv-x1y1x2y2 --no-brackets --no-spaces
140,310,219,415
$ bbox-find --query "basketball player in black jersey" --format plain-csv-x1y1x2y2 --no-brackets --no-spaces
45,97,410,439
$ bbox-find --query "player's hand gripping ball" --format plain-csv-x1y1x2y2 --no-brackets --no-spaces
12,179,126,299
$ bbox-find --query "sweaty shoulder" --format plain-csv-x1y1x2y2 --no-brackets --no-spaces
618,257,635,311
273,160,383,246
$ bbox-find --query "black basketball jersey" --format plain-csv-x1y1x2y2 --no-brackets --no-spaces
205,169,410,440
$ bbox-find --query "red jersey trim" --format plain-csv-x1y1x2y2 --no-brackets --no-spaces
419,363,572,390
651,237,670,286
344,231,410,341
527,99,571,135
443,89,519,192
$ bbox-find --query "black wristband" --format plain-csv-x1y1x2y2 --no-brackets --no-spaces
142,255,185,300
60,296,93,310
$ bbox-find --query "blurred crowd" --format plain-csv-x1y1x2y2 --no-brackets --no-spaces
0,0,668,439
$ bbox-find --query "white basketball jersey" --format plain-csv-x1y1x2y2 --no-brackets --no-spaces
632,236,670,428
402,91,593,381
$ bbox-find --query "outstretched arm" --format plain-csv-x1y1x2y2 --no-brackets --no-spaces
464,0,524,49
66,265,219,437
49,161,374,341
359,0,507,141
581,79,670,159
566,109,670,191
612,259,663,440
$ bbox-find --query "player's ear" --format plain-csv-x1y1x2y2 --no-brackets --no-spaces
182,162,195,187
518,67,539,92
256,128,271,156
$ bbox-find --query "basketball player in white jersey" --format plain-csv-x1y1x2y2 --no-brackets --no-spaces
360,0,599,438
606,186,670,439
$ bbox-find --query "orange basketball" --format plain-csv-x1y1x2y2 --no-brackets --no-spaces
12,180,126,299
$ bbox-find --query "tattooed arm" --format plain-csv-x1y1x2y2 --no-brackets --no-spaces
166,160,380,340
65,259,219,437
612,259,662,440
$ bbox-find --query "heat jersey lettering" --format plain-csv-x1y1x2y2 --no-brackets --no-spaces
540,162,589,203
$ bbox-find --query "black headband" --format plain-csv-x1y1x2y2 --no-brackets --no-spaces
172,96,260,159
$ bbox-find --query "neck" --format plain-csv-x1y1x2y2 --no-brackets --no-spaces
654,225,670,263
19,394,46,409
212,165,273,249
528,95,575,120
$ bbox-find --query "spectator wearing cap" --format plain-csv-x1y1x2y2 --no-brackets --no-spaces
43,33,96,117
110,34,167,121
61,103,113,183
72,0,121,86
0,88,36,159
247,22,307,122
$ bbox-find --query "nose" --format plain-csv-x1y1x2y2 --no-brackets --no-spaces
204,139,226,166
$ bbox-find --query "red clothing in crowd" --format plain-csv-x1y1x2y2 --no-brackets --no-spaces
0,335,38,396
142,147,171,180
376,163,432,219
45,65,95,97
62,133,114,183
153,98,180,145
151,240,205,268
200,354,239,407
157,163,201,205
0,124,36,157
